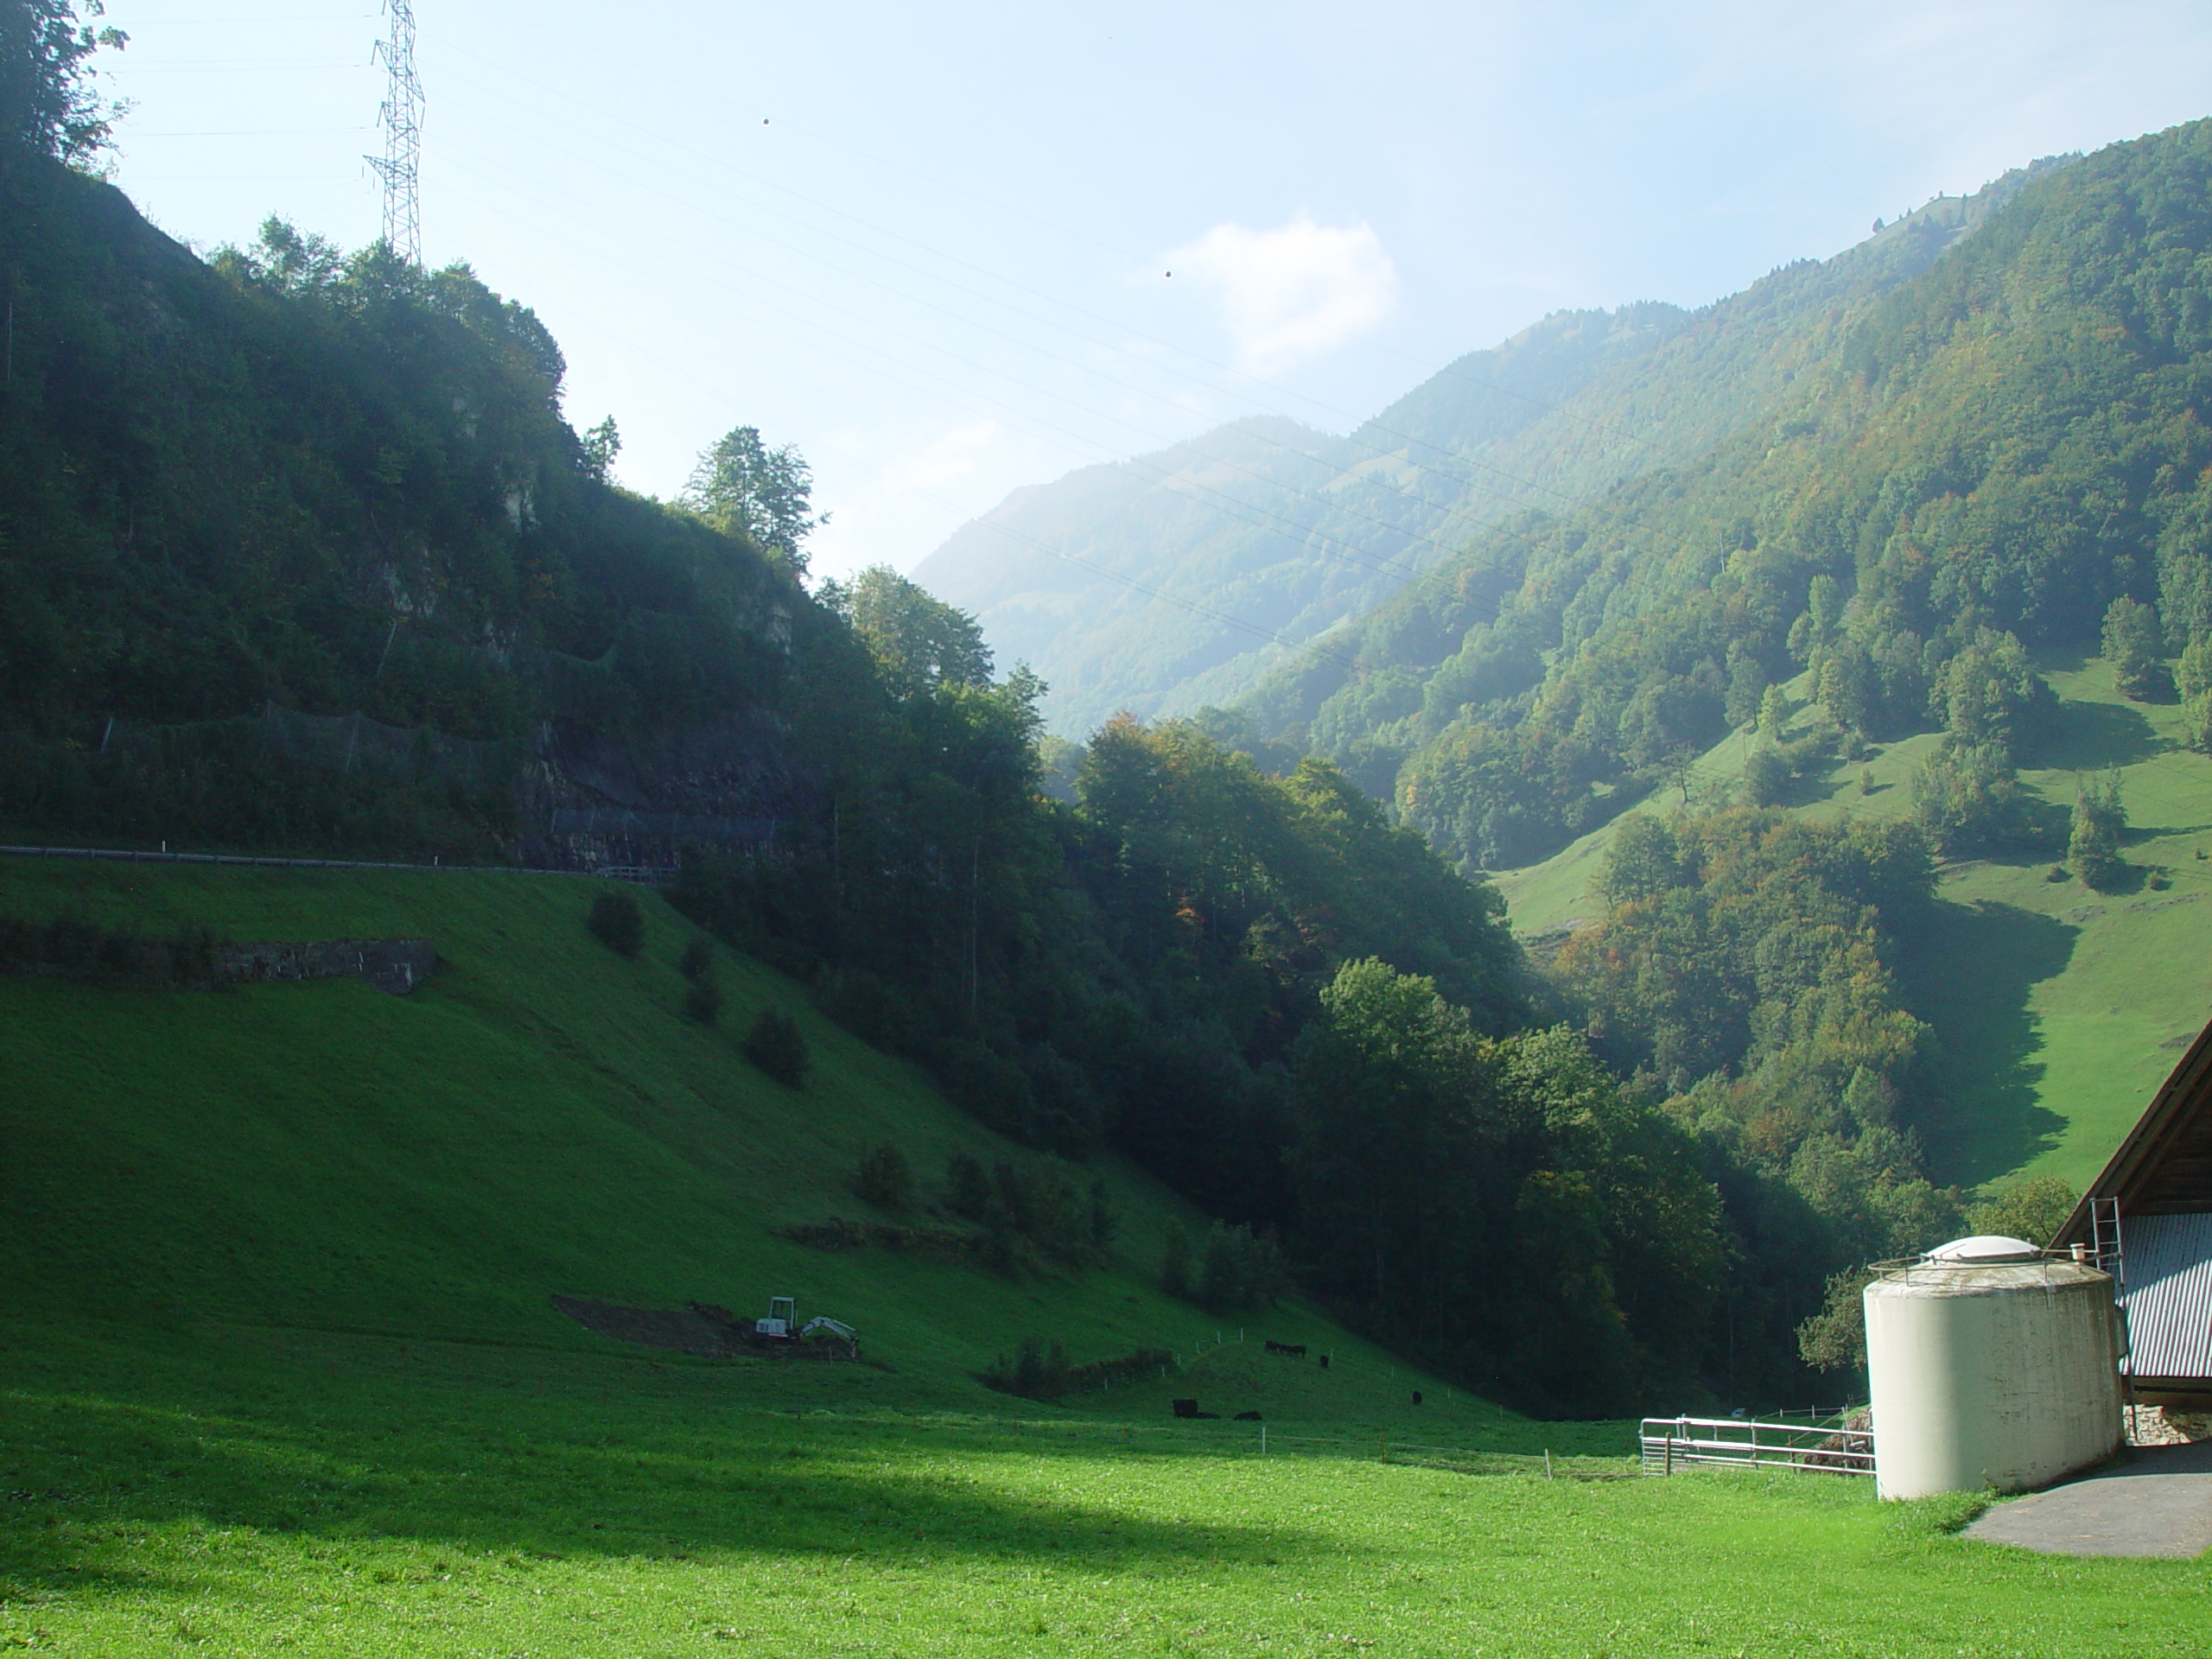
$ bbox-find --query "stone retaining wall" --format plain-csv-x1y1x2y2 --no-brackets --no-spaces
217,938,437,995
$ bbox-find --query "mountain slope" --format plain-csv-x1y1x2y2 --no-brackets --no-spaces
918,162,2058,740
1237,121,2209,875
913,306,1688,736
0,855,1486,1427
1493,650,2212,1197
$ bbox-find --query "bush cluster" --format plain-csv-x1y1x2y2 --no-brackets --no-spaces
980,1338,1174,1402
587,892,644,957
944,1153,1116,1272
1195,1221,1291,1313
741,1008,809,1086
679,931,721,1025
0,913,222,988
853,1142,913,1211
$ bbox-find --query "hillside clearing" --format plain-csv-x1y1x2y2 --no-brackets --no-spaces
1493,653,2212,1193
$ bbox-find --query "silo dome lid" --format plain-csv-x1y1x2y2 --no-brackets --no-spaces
1925,1235,2041,1263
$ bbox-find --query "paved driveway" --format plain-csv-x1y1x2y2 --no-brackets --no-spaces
1965,1440,2212,1558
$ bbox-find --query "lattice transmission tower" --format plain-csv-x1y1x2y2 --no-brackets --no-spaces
366,0,423,264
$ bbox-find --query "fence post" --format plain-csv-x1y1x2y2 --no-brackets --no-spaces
1261,1425,1267,1456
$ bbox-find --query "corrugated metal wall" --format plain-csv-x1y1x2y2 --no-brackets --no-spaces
2122,1213,2212,1379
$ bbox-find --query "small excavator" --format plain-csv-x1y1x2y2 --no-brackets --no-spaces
753,1294,858,1353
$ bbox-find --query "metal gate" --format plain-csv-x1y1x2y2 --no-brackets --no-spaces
1639,1414,1873,1476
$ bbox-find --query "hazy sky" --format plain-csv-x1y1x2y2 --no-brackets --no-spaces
96,1,2212,582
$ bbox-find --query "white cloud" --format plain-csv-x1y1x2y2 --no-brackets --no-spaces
1165,213,1398,375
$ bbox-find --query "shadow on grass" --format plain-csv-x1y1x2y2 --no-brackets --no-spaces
0,1322,1358,1597
2035,699,2167,772
1904,899,2077,1188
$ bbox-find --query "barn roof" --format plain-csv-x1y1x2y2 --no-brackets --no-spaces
2057,1017,2212,1243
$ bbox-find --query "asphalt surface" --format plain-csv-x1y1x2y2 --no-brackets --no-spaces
1965,1439,2212,1558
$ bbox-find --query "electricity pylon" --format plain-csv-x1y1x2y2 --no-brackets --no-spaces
366,0,423,264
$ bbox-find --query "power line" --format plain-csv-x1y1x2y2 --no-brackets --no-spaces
427,92,1597,595
130,126,375,137
421,36,1615,528
366,0,422,264
416,166,1373,686
422,165,1380,670
473,10,1671,470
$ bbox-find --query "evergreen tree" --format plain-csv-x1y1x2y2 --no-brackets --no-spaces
1756,683,1790,742
2068,774,2127,890
2102,597,2164,699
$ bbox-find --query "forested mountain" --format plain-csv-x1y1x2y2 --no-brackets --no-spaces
1245,121,2212,877
911,306,1684,736
916,161,2057,739
912,117,2212,1402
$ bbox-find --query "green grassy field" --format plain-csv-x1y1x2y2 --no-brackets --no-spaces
1493,654,2212,1194
6,1314,2207,1657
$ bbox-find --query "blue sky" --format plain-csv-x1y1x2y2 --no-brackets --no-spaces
96,0,2212,581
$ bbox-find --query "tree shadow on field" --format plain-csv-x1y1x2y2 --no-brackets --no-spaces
0,1325,1356,1602
2034,699,2167,772
1903,899,2077,1188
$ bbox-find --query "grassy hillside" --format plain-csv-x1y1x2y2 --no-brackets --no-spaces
1496,653,2212,1193
0,854,1535,1438
2,864,2200,1652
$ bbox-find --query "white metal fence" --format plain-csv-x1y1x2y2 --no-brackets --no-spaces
1639,1414,1873,1477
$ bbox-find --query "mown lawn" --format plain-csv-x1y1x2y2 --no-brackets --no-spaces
3,1319,2205,1658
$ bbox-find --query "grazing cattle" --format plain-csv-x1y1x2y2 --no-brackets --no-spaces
1263,1340,1307,1357
1234,1410,1262,1421
1172,1397,1199,1419
1411,1390,1423,1406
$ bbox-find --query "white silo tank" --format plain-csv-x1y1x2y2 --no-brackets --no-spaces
1864,1236,2122,1501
